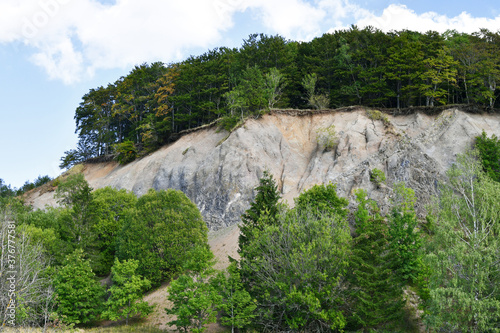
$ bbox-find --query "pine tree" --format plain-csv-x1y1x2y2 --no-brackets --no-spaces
347,190,404,331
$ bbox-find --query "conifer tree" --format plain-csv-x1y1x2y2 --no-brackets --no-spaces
347,189,404,331
238,171,281,254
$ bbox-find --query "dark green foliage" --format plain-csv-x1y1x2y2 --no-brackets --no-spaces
475,130,500,182
63,29,500,165
0,178,15,198
53,249,105,325
347,189,404,331
238,171,281,254
116,189,208,287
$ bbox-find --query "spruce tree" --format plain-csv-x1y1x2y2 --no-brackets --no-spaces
347,189,404,331
238,170,281,254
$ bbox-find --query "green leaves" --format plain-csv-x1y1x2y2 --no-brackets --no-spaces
475,130,500,182
116,189,208,287
102,258,153,325
53,249,105,325
167,246,220,333
425,150,500,331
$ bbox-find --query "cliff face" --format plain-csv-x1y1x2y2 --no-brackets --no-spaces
27,108,500,229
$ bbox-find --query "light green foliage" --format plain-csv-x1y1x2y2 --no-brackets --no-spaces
0,202,55,328
315,125,339,151
370,168,386,186
425,150,500,332
117,189,208,286
114,141,138,165
475,130,500,182
215,262,256,333
241,206,351,332
167,246,221,333
366,109,390,126
302,73,330,109
264,67,286,108
91,187,137,276
419,47,458,106
347,189,404,331
103,258,153,325
388,183,424,285
294,182,349,218
53,249,105,325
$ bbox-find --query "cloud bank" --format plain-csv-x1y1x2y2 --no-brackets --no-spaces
0,0,498,84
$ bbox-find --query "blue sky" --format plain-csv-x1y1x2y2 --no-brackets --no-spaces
0,0,499,188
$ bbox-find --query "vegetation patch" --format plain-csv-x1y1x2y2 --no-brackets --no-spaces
316,124,339,151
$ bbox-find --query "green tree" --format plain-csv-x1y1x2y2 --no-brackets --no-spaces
116,189,208,286
475,130,500,182
215,262,256,333
294,182,349,218
90,187,137,276
425,150,500,332
238,171,281,255
167,246,221,333
55,174,94,248
347,189,404,331
388,182,423,284
241,206,351,332
53,249,105,325
102,258,153,325
264,67,286,108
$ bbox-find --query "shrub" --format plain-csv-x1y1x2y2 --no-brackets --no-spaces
366,109,390,126
370,168,386,186
114,141,137,165
316,124,339,150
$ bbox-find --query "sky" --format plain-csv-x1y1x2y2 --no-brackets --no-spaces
0,0,499,188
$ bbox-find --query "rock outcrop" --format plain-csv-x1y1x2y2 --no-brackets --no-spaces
27,108,500,230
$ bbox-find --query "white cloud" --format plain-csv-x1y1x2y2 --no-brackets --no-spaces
351,4,500,34
1,1,499,84
243,0,326,40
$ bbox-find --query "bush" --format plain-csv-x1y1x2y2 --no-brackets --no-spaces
366,109,390,126
316,124,339,150
370,168,386,186
114,141,137,165
218,115,240,132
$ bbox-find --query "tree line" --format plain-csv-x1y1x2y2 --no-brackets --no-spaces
61,28,500,167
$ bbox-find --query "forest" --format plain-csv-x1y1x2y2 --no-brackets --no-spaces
0,132,499,332
60,27,500,167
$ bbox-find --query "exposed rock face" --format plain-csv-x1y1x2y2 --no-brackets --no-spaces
27,108,500,230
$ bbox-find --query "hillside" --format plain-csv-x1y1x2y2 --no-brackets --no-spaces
27,107,500,228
